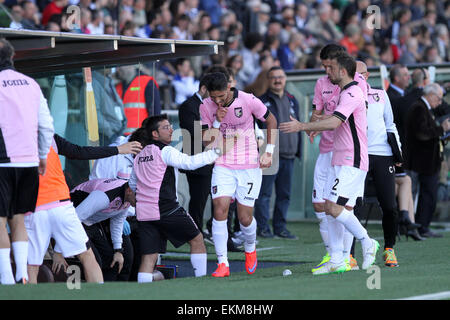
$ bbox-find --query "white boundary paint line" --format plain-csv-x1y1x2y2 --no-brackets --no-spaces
162,246,283,257
397,291,450,300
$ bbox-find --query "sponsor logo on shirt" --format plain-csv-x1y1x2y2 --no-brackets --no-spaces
323,90,333,94
2,79,30,87
138,155,154,164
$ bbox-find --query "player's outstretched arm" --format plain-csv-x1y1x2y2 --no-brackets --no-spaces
117,141,142,155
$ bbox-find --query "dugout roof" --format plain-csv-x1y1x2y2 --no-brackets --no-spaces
0,28,221,74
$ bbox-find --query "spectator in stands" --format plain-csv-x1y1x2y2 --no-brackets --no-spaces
41,0,67,26
9,4,23,29
398,37,420,65
226,54,244,90
87,9,105,35
172,14,192,40
277,31,304,71
20,1,42,30
172,58,199,106
244,53,276,97
239,32,264,87
423,45,443,63
339,24,362,57
294,2,309,30
387,7,411,47
136,9,162,38
133,0,147,29
434,24,449,62
305,2,343,44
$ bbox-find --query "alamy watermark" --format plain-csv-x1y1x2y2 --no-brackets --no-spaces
366,265,381,290
66,5,81,30
66,265,81,290
365,5,382,30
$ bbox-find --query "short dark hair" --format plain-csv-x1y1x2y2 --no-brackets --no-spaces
0,38,15,68
389,64,406,83
320,43,346,60
204,64,230,82
336,54,356,78
203,72,228,92
143,114,169,138
129,127,151,147
267,66,284,76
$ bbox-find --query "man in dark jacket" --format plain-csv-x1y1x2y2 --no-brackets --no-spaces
254,66,302,239
178,76,212,235
405,83,450,238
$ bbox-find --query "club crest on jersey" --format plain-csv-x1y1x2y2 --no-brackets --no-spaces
234,107,243,118
374,93,380,102
212,186,218,194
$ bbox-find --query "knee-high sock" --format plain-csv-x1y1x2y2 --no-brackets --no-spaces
315,211,329,253
239,217,257,253
343,229,354,261
137,272,153,283
327,215,345,265
190,253,207,277
0,248,15,285
336,208,372,249
12,241,28,282
212,218,228,266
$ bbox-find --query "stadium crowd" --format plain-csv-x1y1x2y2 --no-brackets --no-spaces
1,0,450,108
1,0,450,284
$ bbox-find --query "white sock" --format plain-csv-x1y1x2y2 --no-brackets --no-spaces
336,208,372,249
343,229,354,261
327,215,344,265
315,212,329,253
190,253,207,277
137,272,153,283
12,241,28,282
0,248,15,285
212,218,228,266
239,217,257,253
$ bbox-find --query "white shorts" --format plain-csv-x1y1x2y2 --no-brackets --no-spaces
211,166,262,207
312,152,333,203
324,165,367,208
25,203,89,265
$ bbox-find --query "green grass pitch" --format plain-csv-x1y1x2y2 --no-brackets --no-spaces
1,221,449,300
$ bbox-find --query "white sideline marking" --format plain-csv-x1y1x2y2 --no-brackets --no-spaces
398,291,450,300
256,246,283,252
163,246,282,257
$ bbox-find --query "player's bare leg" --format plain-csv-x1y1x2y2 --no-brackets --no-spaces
77,248,103,283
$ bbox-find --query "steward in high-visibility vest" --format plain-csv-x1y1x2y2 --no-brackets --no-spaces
116,75,161,135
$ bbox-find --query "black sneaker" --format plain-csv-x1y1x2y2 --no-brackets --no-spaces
257,229,274,238
227,238,243,252
203,232,214,245
275,230,298,240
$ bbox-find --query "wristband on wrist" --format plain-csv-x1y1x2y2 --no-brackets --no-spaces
114,248,123,254
213,119,221,129
265,144,275,154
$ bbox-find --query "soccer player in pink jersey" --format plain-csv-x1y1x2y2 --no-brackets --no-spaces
200,72,277,277
310,45,369,273
280,54,380,275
